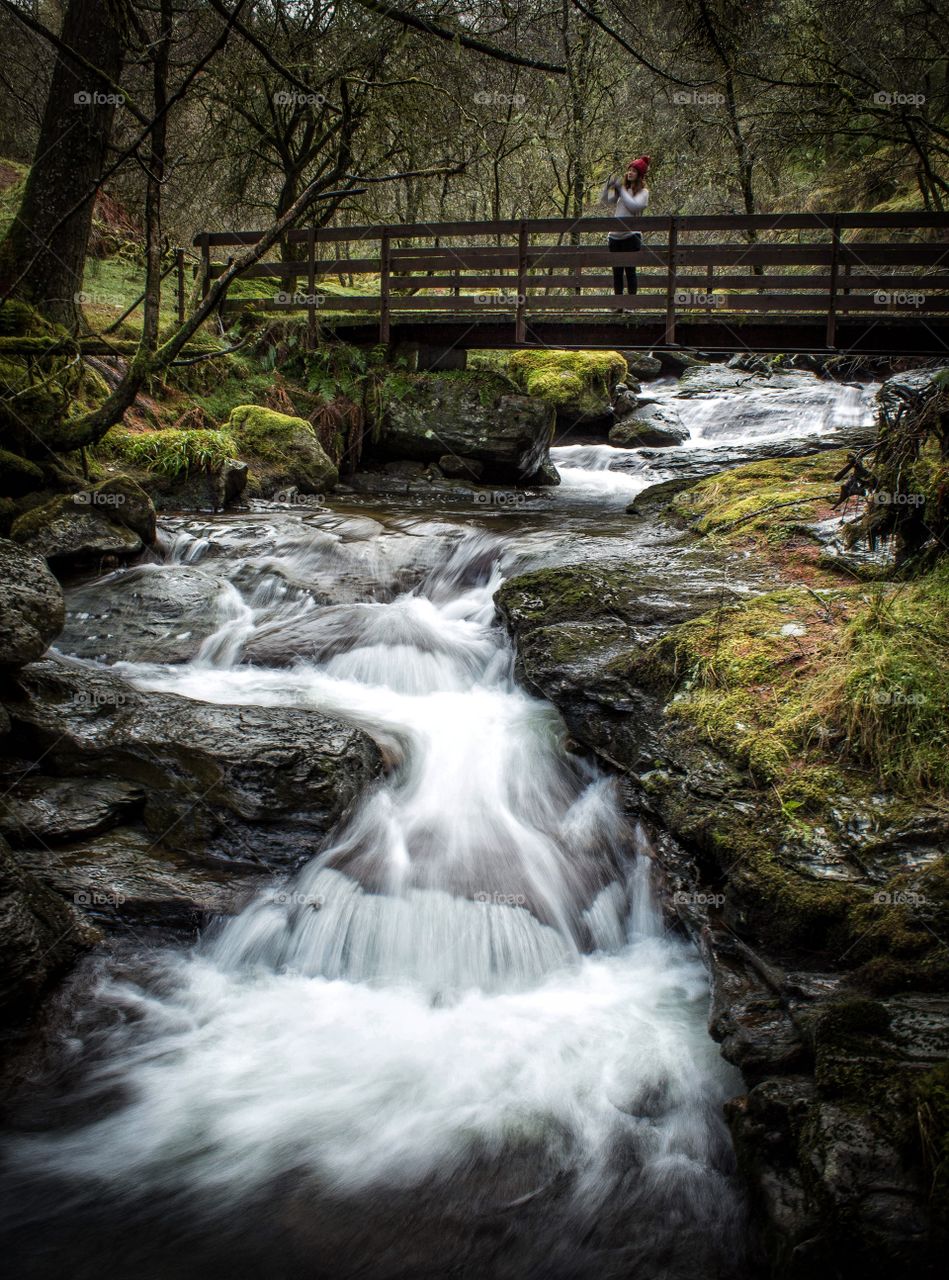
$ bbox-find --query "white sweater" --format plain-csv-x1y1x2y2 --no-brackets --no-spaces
602,179,649,238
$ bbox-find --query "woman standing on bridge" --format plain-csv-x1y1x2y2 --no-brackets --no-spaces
602,155,650,297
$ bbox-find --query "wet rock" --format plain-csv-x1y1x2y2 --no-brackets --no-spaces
58,564,234,664
16,828,262,931
439,454,484,481
0,834,99,1023
375,371,557,485
222,458,248,505
0,537,64,668
618,351,664,380
0,778,144,844
8,658,383,866
675,364,804,397
609,403,688,448
653,350,707,376
10,495,142,567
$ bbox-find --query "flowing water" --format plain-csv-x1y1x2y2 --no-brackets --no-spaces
0,369,879,1279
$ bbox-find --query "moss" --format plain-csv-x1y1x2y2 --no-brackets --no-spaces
226,404,314,459
98,427,237,478
508,349,627,412
671,450,849,546
625,566,949,799
494,565,633,631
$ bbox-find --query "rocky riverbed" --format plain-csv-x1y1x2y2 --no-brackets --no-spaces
1,358,946,1280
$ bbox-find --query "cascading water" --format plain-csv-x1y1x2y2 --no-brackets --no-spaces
6,368,875,1278
3,523,745,1279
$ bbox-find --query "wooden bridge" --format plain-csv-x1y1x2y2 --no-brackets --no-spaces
194,213,949,357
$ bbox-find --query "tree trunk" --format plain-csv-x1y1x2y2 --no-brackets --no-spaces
0,0,126,329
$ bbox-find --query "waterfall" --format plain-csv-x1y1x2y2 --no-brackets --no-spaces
7,522,745,1278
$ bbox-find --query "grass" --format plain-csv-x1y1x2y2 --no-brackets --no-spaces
99,426,237,477
630,562,949,799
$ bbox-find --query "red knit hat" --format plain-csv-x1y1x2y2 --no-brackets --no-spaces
627,155,650,176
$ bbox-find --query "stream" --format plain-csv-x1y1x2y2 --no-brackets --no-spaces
0,370,878,1279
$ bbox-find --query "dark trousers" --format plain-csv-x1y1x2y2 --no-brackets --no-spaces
609,237,638,294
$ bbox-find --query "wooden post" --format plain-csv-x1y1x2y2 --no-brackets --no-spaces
705,262,714,313
515,220,528,344
307,226,317,350
826,216,841,348
175,248,185,323
379,228,391,345
199,233,210,302
664,217,679,345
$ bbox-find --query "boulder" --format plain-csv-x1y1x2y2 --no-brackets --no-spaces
508,350,626,435
376,371,557,485
9,658,383,866
10,494,143,567
16,828,262,931
227,405,338,498
59,564,235,664
653,350,707,376
0,834,99,1023
0,778,145,844
609,403,688,447
0,537,64,667
619,351,664,380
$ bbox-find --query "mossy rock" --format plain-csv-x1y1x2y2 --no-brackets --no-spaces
227,404,338,497
373,371,556,485
508,349,626,429
10,488,144,567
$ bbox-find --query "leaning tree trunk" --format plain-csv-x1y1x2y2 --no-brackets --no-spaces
0,0,126,329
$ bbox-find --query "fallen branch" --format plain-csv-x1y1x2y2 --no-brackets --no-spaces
702,493,836,536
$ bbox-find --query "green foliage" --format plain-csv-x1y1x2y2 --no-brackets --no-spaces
100,427,236,477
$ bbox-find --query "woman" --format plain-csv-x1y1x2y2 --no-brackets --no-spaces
602,155,650,296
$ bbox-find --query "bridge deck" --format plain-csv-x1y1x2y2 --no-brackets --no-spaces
194,213,949,355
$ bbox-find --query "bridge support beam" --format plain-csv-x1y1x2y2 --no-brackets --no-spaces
415,344,468,372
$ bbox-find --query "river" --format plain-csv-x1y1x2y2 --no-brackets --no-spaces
0,369,878,1279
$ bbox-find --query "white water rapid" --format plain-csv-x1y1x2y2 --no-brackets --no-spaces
7,367,877,1278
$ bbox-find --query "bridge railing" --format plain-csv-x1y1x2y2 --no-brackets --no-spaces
194,212,949,347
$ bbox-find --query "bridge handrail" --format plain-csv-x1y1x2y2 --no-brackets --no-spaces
189,211,949,349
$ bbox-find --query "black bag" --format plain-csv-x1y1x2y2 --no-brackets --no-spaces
609,231,642,252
